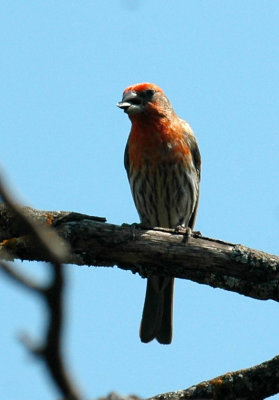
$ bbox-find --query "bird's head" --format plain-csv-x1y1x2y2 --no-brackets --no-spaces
117,83,173,119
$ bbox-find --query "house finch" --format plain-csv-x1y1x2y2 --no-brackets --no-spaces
117,83,201,344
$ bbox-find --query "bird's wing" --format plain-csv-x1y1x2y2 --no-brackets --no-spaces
181,120,202,229
124,139,130,177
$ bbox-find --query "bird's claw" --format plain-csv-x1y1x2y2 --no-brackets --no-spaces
174,224,186,234
181,227,193,244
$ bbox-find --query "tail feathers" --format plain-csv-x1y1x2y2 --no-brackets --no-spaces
140,277,174,344
156,278,174,344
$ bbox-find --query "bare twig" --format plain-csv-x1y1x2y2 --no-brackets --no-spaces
0,174,83,400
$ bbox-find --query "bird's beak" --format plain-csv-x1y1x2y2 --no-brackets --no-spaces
116,101,131,111
117,91,141,113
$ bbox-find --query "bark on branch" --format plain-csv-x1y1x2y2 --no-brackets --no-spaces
0,204,278,302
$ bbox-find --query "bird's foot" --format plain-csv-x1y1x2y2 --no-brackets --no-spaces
174,224,187,234
179,226,192,244
185,226,192,238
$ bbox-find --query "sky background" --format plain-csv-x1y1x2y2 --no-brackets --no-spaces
0,1,279,399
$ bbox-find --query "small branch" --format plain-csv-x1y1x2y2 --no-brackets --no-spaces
0,204,278,302
0,175,83,400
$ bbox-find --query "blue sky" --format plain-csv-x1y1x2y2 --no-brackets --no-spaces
0,1,278,399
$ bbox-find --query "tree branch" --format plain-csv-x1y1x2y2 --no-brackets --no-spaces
0,204,278,302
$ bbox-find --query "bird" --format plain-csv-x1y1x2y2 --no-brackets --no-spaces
117,82,201,344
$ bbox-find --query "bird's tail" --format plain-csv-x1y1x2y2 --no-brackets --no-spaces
140,276,174,344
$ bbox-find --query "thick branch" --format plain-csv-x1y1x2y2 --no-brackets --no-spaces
0,204,278,302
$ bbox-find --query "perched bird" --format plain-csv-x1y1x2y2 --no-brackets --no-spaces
117,83,201,344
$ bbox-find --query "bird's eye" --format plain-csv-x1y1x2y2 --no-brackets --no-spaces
130,97,142,105
145,89,155,97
